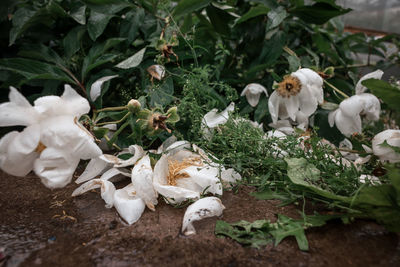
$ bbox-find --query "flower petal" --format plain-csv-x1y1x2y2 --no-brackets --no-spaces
113,185,146,225
72,178,116,208
355,70,383,95
34,148,80,189
282,96,299,121
241,83,268,107
334,110,362,137
268,91,281,123
75,157,112,184
297,86,318,117
115,145,145,168
153,155,199,204
358,93,381,121
0,87,39,126
131,155,158,211
202,102,234,129
338,95,364,118
180,165,222,196
372,129,400,163
90,75,118,101
61,84,90,117
181,197,225,235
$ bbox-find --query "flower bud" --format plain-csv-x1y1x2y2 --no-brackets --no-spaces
127,99,141,113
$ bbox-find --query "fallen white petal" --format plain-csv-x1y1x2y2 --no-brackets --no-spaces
72,178,116,208
181,197,225,236
75,157,112,184
131,155,158,211
113,186,146,225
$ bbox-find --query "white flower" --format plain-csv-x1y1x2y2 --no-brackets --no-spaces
372,129,400,163
201,102,234,139
268,68,323,124
328,93,380,137
241,83,268,107
181,197,225,235
0,85,102,188
355,70,383,95
152,140,241,204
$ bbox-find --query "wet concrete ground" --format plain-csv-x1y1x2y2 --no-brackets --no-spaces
0,170,399,267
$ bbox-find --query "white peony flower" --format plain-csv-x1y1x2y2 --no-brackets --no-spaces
152,140,241,204
201,102,234,139
328,93,380,137
268,68,323,124
355,70,384,95
372,129,400,163
241,83,268,107
0,85,102,188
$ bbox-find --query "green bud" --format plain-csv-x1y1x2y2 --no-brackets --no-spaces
127,99,141,113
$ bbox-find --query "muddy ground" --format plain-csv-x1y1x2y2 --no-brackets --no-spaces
0,170,399,267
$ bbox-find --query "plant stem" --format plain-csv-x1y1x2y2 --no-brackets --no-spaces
94,106,128,113
96,112,130,126
104,135,122,151
324,80,350,99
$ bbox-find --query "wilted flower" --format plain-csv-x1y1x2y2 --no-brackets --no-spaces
241,83,268,107
268,68,323,124
372,129,400,163
328,93,380,137
147,65,166,81
0,86,102,189
152,140,241,204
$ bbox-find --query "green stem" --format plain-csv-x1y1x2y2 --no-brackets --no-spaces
96,112,130,126
94,106,128,113
324,80,350,99
104,135,122,151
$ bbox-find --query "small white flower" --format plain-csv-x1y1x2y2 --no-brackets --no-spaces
328,93,380,137
372,129,400,163
201,102,234,139
0,85,102,188
181,197,225,235
268,68,323,124
241,83,268,107
355,70,383,95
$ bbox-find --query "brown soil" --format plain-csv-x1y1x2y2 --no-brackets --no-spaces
0,170,399,267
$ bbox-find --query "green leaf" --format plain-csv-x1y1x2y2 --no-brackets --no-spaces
115,47,146,69
87,11,114,41
120,8,145,43
270,215,308,251
290,3,351,25
206,5,232,36
63,26,86,58
286,54,301,72
0,58,74,84
258,31,286,67
254,97,269,122
266,6,287,31
285,158,350,202
93,127,109,139
236,5,270,25
173,0,212,19
70,2,87,24
149,77,175,107
18,44,65,67
251,189,292,202
380,140,400,154
361,79,400,112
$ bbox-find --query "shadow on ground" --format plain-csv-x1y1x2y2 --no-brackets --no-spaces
0,170,399,267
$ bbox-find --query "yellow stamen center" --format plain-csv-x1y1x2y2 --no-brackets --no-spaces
167,157,203,186
35,142,46,153
277,75,302,98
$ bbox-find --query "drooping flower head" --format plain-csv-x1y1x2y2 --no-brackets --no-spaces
268,68,324,125
0,85,102,188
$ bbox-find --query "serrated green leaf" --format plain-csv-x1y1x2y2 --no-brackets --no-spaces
361,79,400,112
173,0,212,19
115,47,146,69
236,5,270,25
